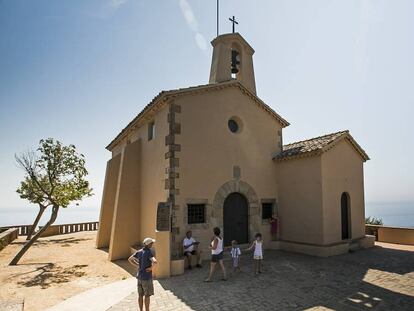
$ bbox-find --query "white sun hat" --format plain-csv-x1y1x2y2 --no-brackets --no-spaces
143,237,156,246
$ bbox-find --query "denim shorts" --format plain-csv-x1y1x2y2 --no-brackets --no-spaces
211,251,223,262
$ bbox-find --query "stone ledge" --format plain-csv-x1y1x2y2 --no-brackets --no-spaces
279,240,349,257
358,235,375,249
0,228,19,251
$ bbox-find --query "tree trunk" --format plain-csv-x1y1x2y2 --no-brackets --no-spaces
26,205,46,240
9,205,60,266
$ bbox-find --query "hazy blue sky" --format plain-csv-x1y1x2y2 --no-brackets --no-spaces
0,0,413,211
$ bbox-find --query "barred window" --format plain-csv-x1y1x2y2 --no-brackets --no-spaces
188,204,206,224
262,203,273,220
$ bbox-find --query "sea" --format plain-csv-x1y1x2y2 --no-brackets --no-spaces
0,206,101,227
0,202,413,228
365,201,414,228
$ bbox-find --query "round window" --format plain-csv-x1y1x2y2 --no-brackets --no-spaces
228,119,239,133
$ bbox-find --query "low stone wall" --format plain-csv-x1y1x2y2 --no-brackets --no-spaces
0,228,19,251
40,226,60,237
365,224,380,240
378,226,414,245
39,222,99,237
1,222,98,239
0,225,33,236
366,224,414,245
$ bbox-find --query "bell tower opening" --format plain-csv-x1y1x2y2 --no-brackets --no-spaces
230,48,240,79
209,33,256,94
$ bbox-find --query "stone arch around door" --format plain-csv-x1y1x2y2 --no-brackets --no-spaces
211,180,260,244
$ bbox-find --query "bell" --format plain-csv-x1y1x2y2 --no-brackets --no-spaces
231,50,240,74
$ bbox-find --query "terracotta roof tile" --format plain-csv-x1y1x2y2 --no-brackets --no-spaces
274,130,369,161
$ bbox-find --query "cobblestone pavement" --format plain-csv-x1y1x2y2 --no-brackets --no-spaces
108,244,414,311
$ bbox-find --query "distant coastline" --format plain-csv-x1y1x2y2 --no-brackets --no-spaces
0,202,413,228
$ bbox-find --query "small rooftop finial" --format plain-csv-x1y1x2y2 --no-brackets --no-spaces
229,16,238,33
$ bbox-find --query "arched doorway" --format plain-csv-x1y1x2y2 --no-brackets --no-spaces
223,192,248,246
341,192,351,240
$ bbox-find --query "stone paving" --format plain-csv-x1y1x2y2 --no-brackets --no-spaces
108,244,414,311
0,299,24,311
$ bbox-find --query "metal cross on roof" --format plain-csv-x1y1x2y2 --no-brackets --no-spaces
229,16,238,33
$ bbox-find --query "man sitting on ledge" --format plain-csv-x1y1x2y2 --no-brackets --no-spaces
183,230,202,269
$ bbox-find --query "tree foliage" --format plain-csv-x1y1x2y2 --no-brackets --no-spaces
16,138,92,208
365,216,383,225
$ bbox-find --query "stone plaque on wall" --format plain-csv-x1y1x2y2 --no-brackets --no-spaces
156,202,171,232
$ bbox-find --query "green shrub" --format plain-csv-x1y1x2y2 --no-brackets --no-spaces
365,216,383,225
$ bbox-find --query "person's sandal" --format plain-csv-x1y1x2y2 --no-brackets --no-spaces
221,278,227,281
204,279,212,282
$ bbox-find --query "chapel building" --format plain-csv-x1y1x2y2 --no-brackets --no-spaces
96,32,373,276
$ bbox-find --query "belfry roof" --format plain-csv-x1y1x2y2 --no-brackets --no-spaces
106,80,289,150
274,130,370,162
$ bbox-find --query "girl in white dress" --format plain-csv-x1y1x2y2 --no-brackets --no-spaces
246,233,263,275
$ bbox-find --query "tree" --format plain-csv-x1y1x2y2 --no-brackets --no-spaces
10,138,92,265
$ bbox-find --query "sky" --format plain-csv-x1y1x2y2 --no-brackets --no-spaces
0,0,413,213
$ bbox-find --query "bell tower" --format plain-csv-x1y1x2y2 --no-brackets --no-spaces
209,32,256,94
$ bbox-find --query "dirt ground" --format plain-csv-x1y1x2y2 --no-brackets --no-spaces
0,231,133,311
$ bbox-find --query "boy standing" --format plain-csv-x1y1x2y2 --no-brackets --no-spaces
128,237,157,311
